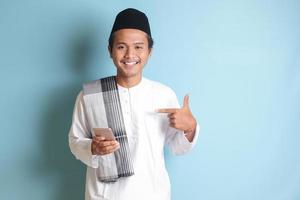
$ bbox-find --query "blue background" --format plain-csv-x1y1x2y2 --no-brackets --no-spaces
1,0,299,199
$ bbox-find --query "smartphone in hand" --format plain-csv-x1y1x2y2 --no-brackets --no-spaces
93,128,115,140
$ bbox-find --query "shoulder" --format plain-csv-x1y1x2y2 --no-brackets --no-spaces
82,79,102,95
143,77,178,107
143,77,176,96
83,76,116,95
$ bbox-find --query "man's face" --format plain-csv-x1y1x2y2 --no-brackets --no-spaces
109,29,152,81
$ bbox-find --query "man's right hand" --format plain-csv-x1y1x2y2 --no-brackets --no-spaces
91,136,120,155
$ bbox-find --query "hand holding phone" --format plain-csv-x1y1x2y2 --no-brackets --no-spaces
91,128,119,155
93,128,115,140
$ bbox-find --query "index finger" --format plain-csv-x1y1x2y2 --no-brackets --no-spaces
98,140,119,148
93,136,105,141
156,108,179,113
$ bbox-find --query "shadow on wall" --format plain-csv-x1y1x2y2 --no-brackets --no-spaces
41,86,86,200
38,22,108,199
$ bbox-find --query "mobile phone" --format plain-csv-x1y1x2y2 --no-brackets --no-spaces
93,128,115,140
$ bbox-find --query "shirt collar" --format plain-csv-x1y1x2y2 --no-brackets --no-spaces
117,77,145,92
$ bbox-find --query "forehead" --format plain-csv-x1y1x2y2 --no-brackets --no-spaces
113,29,148,44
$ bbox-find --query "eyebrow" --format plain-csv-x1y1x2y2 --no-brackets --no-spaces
133,42,145,45
115,42,145,45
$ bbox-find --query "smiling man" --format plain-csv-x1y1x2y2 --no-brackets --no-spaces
69,8,199,200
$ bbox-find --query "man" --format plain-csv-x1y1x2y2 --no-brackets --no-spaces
69,8,199,200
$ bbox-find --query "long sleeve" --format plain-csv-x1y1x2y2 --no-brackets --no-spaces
164,90,200,155
165,124,200,155
68,91,99,168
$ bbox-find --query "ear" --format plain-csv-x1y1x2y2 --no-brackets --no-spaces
148,47,153,57
108,46,112,58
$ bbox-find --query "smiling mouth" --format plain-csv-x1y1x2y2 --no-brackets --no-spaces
122,61,140,66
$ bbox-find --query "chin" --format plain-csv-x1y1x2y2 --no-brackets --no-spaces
119,71,140,79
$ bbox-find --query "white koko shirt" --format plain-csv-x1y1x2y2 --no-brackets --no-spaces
69,77,199,200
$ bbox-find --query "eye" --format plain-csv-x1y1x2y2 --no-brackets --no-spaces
117,45,125,50
135,45,143,50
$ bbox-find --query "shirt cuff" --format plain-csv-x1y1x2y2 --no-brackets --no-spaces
88,140,99,168
182,123,200,149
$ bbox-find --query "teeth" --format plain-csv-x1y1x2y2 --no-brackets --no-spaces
124,61,138,65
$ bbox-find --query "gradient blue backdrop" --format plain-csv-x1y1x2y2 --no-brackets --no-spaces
1,0,299,200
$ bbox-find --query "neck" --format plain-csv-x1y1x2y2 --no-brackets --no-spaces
116,75,142,88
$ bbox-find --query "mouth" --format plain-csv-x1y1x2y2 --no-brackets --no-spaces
121,61,140,66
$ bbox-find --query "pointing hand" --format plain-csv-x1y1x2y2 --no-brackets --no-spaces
157,95,197,141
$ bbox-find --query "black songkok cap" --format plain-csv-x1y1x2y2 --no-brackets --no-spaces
110,8,151,37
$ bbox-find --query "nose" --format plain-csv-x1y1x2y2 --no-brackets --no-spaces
125,47,134,58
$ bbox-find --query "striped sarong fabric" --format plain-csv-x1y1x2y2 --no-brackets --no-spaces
100,76,134,182
83,76,134,182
